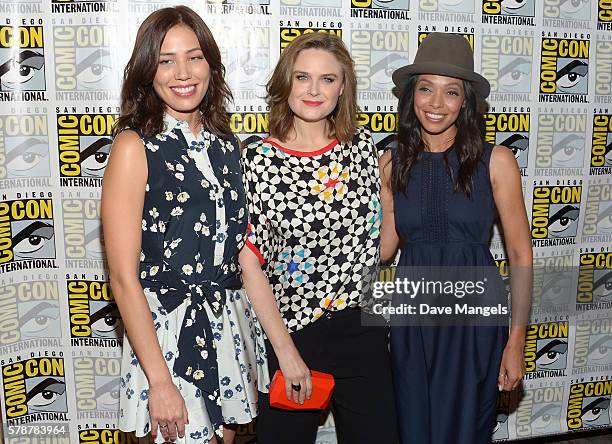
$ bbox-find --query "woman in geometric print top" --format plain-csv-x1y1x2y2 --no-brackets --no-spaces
102,7,267,444
240,32,398,443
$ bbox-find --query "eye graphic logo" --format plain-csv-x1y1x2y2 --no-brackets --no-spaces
543,0,591,21
531,185,582,245
482,0,536,16
484,112,530,172
0,199,56,270
68,280,123,346
78,429,138,444
591,114,612,173
0,280,61,346
350,29,409,96
280,26,343,55
0,114,50,182
574,314,612,374
74,357,121,413
53,25,120,99
357,112,398,153
481,36,533,97
523,321,569,375
350,0,411,19
220,27,270,94
418,31,474,49
57,113,118,187
62,198,104,267
539,38,589,101
535,113,586,175
2,357,68,423
515,386,564,438
0,25,46,101
582,181,612,242
531,252,574,312
229,112,268,146
567,381,612,430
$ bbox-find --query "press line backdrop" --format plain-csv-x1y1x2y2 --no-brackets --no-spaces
0,0,611,443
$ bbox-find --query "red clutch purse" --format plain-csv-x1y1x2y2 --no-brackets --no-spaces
269,370,335,410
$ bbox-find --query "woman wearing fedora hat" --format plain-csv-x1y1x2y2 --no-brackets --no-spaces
380,33,532,443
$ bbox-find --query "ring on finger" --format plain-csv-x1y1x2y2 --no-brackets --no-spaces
291,383,301,391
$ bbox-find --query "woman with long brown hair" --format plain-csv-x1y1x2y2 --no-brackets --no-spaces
102,6,267,444
240,32,398,443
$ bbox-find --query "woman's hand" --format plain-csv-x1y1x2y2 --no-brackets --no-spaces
276,347,312,404
498,341,525,392
148,381,189,442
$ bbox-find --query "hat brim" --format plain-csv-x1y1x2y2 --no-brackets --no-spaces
392,61,491,99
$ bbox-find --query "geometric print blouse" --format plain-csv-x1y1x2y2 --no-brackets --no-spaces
242,126,381,333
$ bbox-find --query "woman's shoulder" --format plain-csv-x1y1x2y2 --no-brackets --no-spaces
241,136,273,161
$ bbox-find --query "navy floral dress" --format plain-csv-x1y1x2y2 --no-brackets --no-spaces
118,114,269,443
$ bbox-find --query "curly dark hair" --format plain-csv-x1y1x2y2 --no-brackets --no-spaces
391,74,488,198
114,5,232,137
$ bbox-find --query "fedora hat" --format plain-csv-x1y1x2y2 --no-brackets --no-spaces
392,33,490,99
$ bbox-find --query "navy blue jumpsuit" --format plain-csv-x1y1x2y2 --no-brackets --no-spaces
390,143,508,444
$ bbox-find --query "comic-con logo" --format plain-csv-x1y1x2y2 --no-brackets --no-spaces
51,0,119,14
543,0,591,23
0,113,50,185
62,197,104,268
204,0,271,15
280,0,342,17
532,251,574,311
279,22,342,55
523,321,569,377
419,0,474,13
229,111,268,146
535,112,586,176
492,391,510,440
74,356,121,414
577,251,612,309
599,0,612,30
53,24,120,100
0,197,56,273
350,27,409,100
221,27,270,98
567,380,612,430
590,114,612,174
2,355,68,424
573,315,612,374
481,35,533,101
418,28,474,49
484,110,530,174
594,39,612,104
515,386,564,437
57,112,117,187
0,279,60,346
357,111,398,153
68,279,123,347
482,0,536,21
0,1,43,16
531,183,582,247
350,0,410,20
582,180,612,242
539,36,589,102
78,429,137,444
0,23,47,102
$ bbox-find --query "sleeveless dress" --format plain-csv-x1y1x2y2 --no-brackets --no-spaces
118,114,269,443
390,142,508,444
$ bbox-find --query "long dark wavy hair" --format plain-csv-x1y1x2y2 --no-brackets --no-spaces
114,6,232,137
391,74,487,198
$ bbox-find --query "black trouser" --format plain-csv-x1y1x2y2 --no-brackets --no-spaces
256,308,399,444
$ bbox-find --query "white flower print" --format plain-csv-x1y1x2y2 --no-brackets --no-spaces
158,221,166,233
165,162,175,171
209,190,216,200
181,155,189,163
238,208,245,218
194,222,203,232
140,251,145,261
145,141,159,152
155,134,167,142
149,266,159,276
176,164,185,172
141,220,147,231
150,224,157,233
201,179,210,188
175,172,184,181
196,263,203,273
171,206,184,217
182,264,193,275
200,350,209,359
230,190,238,201
164,249,172,258
177,192,190,203
165,191,174,201
200,213,207,222
193,370,205,380
195,336,206,347
170,239,182,249
223,165,229,175
149,207,159,219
